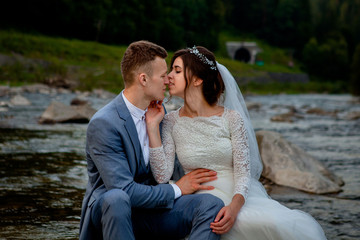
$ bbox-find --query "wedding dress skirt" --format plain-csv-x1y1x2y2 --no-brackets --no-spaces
199,174,326,240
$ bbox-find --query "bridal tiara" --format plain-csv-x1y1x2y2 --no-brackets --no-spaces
188,46,217,71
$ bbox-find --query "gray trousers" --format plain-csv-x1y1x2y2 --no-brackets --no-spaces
90,189,224,240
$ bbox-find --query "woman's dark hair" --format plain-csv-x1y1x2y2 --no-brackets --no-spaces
170,46,224,106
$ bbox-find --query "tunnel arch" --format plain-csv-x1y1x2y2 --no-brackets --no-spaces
234,47,251,63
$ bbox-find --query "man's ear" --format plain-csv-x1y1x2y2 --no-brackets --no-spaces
138,73,147,86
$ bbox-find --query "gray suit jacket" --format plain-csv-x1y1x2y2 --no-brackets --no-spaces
79,92,176,240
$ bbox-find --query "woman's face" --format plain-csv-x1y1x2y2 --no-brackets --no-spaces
168,57,187,98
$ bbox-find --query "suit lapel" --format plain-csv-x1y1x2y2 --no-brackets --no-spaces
115,92,147,172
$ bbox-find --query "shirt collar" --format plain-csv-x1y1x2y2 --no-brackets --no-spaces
122,92,147,120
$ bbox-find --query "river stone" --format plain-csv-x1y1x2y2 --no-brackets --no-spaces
256,130,343,194
345,111,360,120
39,101,97,124
10,95,31,105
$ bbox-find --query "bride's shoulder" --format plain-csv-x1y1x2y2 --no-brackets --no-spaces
224,107,241,118
224,108,244,124
164,108,180,122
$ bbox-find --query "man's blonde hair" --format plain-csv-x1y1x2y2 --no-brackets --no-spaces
121,40,167,86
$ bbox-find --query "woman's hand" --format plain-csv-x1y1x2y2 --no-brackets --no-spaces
145,100,165,129
210,194,244,234
146,101,165,148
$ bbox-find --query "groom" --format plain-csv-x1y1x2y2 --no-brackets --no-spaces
79,40,224,240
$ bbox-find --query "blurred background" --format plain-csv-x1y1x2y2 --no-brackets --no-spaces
0,0,360,239
0,0,360,94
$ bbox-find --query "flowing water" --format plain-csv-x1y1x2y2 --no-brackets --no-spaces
0,90,359,239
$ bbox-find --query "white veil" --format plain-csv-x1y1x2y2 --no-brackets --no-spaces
217,62,263,180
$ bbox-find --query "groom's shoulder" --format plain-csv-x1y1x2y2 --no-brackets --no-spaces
89,98,120,125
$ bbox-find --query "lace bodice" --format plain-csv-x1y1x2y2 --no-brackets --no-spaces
149,108,251,200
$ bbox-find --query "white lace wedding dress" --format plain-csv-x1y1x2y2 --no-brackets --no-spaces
149,108,327,240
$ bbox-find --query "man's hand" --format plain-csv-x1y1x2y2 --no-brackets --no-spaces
175,168,217,195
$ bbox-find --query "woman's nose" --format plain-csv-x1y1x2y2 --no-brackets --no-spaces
168,72,173,80
164,75,169,84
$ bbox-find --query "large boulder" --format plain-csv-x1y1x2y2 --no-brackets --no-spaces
256,130,343,194
39,101,97,124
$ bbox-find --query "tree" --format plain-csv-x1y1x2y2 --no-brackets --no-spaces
350,44,360,95
302,35,349,81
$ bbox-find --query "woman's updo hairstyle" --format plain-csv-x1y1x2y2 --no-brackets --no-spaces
170,46,224,106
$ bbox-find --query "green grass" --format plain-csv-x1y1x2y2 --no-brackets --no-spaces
0,30,347,94
0,30,126,92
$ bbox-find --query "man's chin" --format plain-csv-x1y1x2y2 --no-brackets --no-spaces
156,95,165,101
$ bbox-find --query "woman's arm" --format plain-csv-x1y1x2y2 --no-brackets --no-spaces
146,102,176,183
211,110,251,234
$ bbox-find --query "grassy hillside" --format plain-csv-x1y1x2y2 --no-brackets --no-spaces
0,30,346,94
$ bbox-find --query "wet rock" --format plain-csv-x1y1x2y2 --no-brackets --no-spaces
270,111,303,123
270,106,303,123
0,86,10,97
306,107,337,117
345,111,360,120
256,130,343,194
22,84,51,94
44,75,75,89
10,95,31,105
70,97,89,106
0,101,10,107
270,112,296,123
246,102,261,111
39,101,97,124
92,89,116,99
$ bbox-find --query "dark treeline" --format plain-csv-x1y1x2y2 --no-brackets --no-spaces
1,0,360,94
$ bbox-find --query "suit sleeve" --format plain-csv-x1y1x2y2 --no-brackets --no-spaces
87,117,175,209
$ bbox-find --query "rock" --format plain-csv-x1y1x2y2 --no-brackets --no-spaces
345,111,360,120
270,106,303,123
39,101,97,124
270,111,303,123
92,89,116,99
22,84,51,94
256,130,343,194
270,112,296,123
0,86,10,97
0,101,10,107
10,95,31,105
70,97,89,106
306,107,337,117
44,75,75,89
246,102,261,111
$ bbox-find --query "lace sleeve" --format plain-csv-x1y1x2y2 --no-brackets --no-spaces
227,110,251,200
149,112,177,183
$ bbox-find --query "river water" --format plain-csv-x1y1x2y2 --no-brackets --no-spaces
0,89,359,239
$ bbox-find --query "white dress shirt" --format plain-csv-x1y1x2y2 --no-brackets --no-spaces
122,93,181,199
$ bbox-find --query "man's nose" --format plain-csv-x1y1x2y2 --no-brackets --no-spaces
164,75,169,85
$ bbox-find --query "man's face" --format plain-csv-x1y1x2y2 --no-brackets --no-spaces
145,56,169,101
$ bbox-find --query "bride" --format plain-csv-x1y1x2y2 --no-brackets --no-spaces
145,46,327,239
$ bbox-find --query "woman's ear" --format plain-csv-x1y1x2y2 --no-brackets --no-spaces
193,77,203,87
